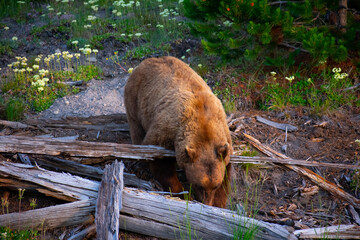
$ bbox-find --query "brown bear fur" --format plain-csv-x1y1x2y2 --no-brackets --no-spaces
124,56,233,208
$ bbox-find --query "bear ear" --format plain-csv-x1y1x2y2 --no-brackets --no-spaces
216,143,229,160
185,145,197,161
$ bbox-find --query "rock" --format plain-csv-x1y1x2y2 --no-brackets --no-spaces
87,57,97,63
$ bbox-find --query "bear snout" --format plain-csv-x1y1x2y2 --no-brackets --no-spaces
193,184,218,206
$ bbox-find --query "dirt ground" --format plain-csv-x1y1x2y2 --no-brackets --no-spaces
0,11,360,240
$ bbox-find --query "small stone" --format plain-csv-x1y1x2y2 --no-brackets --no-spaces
87,57,97,62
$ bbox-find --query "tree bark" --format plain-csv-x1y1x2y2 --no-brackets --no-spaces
339,0,348,33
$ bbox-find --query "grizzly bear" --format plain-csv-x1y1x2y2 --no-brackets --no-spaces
124,56,233,208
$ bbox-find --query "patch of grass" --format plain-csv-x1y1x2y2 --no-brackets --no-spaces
261,67,358,114
233,222,259,240
240,150,258,158
0,227,38,240
0,39,19,55
0,0,25,19
5,98,25,121
0,43,13,56
125,43,156,60
214,86,238,114
230,168,267,240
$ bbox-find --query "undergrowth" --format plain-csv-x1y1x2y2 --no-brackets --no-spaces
0,49,101,119
1,0,358,118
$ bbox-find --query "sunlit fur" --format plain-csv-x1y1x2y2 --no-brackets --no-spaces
124,56,233,208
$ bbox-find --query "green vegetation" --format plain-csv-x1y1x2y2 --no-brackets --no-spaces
125,43,156,60
0,0,191,120
262,68,359,112
183,0,359,114
0,188,40,240
0,227,38,240
0,49,102,118
183,0,358,63
1,0,358,118
230,168,266,240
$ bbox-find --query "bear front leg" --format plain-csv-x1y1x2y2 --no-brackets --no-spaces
150,158,184,194
213,163,232,208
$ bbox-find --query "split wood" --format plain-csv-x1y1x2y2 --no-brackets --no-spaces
96,160,124,239
0,161,295,240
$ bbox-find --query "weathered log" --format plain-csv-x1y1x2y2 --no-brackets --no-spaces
96,160,124,240
1,135,359,170
0,135,174,160
0,199,95,230
231,155,360,170
0,120,33,129
68,225,97,240
0,161,295,240
120,188,296,240
0,161,98,201
32,155,153,190
294,224,360,239
348,205,360,226
256,116,298,131
243,133,360,209
24,114,129,132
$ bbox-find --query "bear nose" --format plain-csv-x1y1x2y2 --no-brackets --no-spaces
203,189,216,206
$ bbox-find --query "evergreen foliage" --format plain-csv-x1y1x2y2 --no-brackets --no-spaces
183,0,359,62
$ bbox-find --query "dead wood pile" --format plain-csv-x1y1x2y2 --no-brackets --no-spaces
0,115,360,239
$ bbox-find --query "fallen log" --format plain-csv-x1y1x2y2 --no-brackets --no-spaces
0,135,174,160
0,161,98,201
243,133,360,209
31,155,153,190
0,199,95,230
231,155,360,170
0,161,296,240
294,224,360,239
1,135,360,170
24,114,129,132
0,120,34,129
96,160,124,239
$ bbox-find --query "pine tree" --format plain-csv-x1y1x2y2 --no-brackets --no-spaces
183,0,359,62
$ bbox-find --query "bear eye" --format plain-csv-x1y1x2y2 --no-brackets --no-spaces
185,145,197,161
216,143,228,159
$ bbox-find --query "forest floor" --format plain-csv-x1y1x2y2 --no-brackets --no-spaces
0,6,359,240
